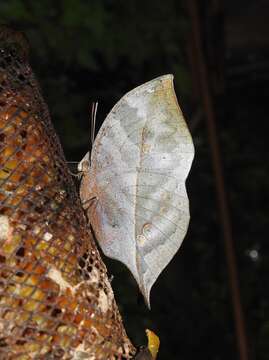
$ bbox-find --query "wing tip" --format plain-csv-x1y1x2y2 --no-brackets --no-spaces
140,282,152,310
123,74,175,101
149,74,174,89
156,73,174,82
145,294,151,310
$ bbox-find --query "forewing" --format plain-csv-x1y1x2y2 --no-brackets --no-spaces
79,75,194,307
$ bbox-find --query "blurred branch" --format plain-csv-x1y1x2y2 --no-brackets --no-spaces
186,1,250,360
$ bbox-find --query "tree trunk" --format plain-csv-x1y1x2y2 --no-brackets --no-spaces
0,27,135,360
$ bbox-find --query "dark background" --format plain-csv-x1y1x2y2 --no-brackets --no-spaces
1,1,268,359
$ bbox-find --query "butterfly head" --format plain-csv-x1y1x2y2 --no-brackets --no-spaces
78,153,90,174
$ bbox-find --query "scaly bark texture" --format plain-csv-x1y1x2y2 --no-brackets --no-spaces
0,27,135,359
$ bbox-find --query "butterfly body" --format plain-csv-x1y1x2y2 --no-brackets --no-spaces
79,75,194,307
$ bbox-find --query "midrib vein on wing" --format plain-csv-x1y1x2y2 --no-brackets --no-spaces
134,119,148,288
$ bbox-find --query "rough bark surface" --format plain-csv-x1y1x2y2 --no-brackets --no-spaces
0,27,135,359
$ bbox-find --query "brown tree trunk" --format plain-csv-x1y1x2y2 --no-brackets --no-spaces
0,27,135,359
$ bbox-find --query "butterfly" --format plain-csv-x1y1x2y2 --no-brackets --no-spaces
78,75,194,307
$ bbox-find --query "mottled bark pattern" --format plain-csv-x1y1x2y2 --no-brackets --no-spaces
0,27,135,359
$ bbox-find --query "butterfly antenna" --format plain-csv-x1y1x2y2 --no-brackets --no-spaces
89,102,98,164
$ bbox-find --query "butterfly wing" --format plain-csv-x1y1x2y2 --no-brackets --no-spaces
79,75,194,307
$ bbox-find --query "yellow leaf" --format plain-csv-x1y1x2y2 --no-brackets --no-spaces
146,329,160,359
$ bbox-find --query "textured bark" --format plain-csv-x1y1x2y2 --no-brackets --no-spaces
0,27,135,359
